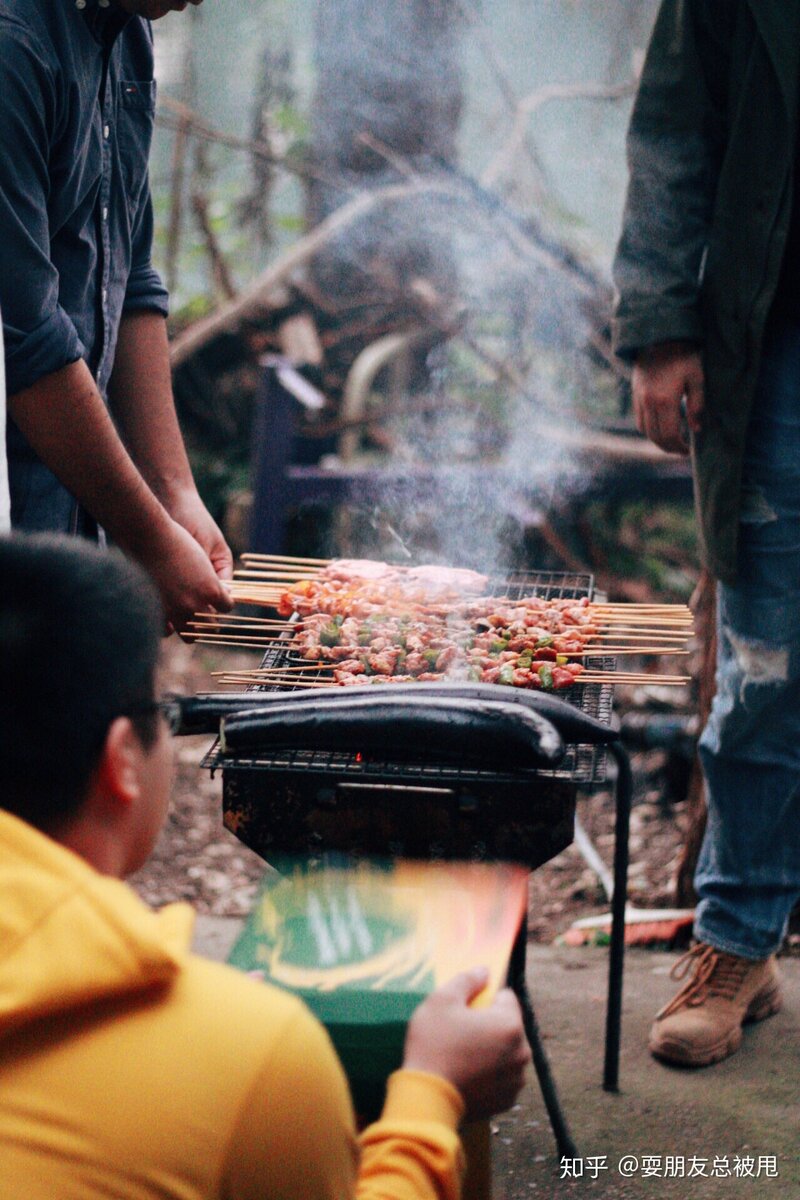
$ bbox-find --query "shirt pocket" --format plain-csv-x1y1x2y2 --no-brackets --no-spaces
116,80,157,202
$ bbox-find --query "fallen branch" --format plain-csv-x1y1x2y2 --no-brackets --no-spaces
157,94,342,192
482,77,638,190
170,179,463,368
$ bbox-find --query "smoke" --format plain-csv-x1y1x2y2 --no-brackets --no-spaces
316,177,606,574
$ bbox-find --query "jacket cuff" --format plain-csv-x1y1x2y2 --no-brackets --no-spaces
381,1069,465,1130
612,308,704,362
124,265,169,318
4,307,85,396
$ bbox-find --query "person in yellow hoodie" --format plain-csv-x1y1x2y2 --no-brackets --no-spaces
0,533,530,1200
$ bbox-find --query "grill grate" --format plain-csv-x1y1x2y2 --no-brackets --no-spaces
203,568,614,786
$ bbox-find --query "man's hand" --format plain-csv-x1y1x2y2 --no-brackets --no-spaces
632,341,704,455
138,517,232,633
402,967,530,1122
167,487,234,583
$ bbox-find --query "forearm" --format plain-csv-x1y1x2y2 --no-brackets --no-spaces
356,1071,464,1200
107,310,195,507
8,358,172,556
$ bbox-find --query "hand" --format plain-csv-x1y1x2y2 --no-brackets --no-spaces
632,341,704,455
139,518,233,634
402,968,530,1122
167,488,234,583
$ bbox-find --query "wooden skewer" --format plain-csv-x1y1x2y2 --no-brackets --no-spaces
233,570,320,581
240,552,330,565
231,574,692,612
217,665,692,683
186,636,293,650
211,674,691,689
189,619,290,629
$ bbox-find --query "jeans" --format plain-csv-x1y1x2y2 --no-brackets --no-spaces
694,315,800,959
7,421,99,540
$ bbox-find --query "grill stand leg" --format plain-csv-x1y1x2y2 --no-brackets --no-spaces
509,914,579,1160
603,742,633,1092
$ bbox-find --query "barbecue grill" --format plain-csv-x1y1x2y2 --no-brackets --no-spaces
201,568,634,1156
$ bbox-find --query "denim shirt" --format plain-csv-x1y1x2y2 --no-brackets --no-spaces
0,0,169,529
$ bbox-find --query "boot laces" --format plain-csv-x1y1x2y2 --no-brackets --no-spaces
656,943,751,1020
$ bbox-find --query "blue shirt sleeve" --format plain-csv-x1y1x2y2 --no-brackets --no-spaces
124,178,169,318
124,189,170,319
0,25,85,396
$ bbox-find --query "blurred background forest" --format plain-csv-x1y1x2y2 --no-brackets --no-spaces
148,0,696,600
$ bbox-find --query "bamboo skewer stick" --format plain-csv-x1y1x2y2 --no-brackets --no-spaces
195,641,690,660
211,674,691,689
240,552,329,565
211,664,692,682
191,618,691,643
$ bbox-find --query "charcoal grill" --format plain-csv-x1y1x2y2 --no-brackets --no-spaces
203,568,633,1155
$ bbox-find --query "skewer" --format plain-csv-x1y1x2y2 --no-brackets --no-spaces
212,674,691,689
237,559,690,609
189,618,290,629
214,665,692,683
240,552,330,565
192,624,692,648
233,569,323,581
192,627,690,649
230,571,694,613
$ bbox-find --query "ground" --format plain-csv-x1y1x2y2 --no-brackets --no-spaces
136,639,800,1199
131,638,696,948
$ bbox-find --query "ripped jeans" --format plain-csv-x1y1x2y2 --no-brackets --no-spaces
695,316,800,959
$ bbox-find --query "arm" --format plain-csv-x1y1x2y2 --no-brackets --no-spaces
107,311,233,582
0,25,230,624
612,1,729,452
224,969,529,1200
8,360,231,629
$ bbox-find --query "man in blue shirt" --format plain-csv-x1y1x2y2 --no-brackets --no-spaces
0,0,230,631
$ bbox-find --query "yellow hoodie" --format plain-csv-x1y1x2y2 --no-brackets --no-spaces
0,810,465,1199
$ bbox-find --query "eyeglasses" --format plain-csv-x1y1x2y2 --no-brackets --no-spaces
125,696,184,736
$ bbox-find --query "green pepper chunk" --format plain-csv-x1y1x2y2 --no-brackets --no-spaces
423,648,440,666
498,663,515,685
536,635,553,648
319,623,341,647
489,639,509,655
467,665,482,681
517,652,533,669
538,663,554,690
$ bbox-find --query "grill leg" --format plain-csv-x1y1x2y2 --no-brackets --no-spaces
603,742,633,1092
509,914,579,1159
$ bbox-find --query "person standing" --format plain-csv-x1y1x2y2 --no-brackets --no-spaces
613,1,799,1067
0,0,231,630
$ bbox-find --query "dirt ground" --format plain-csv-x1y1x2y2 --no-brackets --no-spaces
131,638,703,949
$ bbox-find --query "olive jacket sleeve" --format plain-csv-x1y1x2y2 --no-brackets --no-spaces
612,0,733,360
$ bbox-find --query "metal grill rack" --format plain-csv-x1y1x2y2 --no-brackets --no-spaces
203,568,615,786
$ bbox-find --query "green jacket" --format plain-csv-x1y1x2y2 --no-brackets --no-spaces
612,1,800,583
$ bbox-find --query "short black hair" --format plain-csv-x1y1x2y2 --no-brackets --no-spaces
0,534,163,829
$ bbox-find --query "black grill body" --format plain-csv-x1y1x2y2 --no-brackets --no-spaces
206,570,614,869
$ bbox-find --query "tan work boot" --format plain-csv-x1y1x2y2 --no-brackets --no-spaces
649,943,782,1067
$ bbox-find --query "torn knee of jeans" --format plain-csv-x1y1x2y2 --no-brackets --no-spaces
727,630,789,687
739,484,777,526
